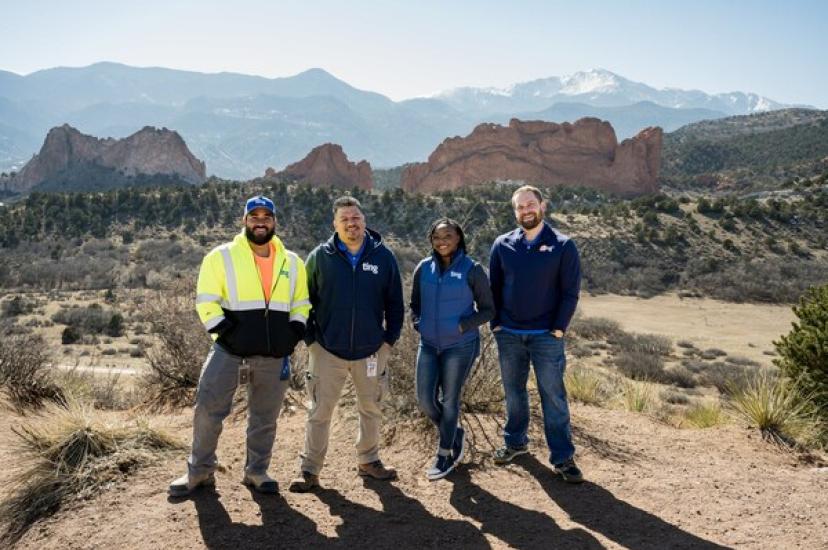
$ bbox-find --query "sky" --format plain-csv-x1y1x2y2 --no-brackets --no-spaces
1,0,826,107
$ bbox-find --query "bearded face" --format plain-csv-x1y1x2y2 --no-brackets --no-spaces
513,191,545,231
244,209,276,244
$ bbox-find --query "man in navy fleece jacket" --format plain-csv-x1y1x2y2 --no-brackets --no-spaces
489,185,584,483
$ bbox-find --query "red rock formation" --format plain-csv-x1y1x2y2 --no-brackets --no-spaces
401,118,662,196
278,143,372,189
12,124,206,192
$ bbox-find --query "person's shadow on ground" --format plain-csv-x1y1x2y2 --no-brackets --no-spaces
186,486,333,549
185,480,491,549
449,465,603,549
446,466,603,548
513,454,730,549
315,478,491,548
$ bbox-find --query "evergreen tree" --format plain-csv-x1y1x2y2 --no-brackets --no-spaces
774,284,828,421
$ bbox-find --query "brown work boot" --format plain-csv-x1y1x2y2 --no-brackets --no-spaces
288,471,320,493
358,460,397,480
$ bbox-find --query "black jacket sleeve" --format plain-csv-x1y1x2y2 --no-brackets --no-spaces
303,248,319,346
384,250,405,345
409,261,423,332
552,239,581,332
488,240,504,329
459,262,496,333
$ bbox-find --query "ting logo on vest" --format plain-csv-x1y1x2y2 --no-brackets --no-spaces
362,262,379,275
449,271,462,280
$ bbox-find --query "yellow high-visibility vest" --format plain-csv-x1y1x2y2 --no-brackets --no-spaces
196,230,310,357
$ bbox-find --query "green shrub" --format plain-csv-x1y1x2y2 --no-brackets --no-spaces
614,351,665,382
0,331,64,411
699,361,760,394
613,333,673,356
663,366,697,388
61,326,82,345
774,284,828,423
569,316,623,341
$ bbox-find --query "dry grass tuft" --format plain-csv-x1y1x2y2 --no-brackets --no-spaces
0,401,184,544
565,367,605,406
55,367,138,410
620,381,656,413
728,371,822,447
0,330,65,412
683,400,727,429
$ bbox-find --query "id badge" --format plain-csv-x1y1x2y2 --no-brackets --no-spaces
367,355,378,377
238,361,250,385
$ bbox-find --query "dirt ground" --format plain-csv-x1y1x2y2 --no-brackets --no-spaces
2,292,823,549
2,394,826,550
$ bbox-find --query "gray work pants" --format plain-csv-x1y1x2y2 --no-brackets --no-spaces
187,343,289,477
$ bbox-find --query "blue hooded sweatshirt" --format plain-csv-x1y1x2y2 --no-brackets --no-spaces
304,228,404,360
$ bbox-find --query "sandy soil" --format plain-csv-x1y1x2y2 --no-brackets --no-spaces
579,293,795,367
2,397,826,550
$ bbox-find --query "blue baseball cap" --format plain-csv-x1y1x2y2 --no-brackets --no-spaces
244,195,275,217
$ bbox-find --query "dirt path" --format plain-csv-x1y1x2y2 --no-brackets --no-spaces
5,400,826,549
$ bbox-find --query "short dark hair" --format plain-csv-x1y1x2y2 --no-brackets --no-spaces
428,217,467,253
511,185,543,208
332,196,363,216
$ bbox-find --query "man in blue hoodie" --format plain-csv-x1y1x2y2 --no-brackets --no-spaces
290,196,404,492
489,185,584,483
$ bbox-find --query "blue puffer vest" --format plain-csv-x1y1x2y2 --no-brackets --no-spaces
418,251,478,350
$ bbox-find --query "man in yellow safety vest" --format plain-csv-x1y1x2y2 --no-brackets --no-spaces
169,195,310,497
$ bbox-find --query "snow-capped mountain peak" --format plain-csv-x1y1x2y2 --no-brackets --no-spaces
434,69,792,116
559,69,622,95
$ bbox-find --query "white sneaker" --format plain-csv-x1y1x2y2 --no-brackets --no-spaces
168,472,215,497
242,472,279,494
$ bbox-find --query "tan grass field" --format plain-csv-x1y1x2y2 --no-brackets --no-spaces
579,292,795,366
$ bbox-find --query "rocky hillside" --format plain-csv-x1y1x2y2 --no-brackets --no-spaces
0,178,825,304
662,109,828,190
8,125,206,193
402,118,662,197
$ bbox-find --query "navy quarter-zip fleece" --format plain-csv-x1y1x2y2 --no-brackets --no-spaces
305,228,404,360
489,222,581,332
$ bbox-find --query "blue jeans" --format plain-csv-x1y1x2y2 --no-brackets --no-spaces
415,338,480,451
495,331,574,465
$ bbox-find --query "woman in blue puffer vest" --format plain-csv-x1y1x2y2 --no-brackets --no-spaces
410,218,495,480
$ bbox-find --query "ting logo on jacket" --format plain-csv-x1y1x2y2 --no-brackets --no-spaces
362,262,379,275
449,271,462,280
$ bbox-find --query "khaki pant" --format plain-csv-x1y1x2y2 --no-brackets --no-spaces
188,344,289,478
300,342,390,475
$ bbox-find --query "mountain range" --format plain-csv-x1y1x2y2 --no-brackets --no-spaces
0,63,806,179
